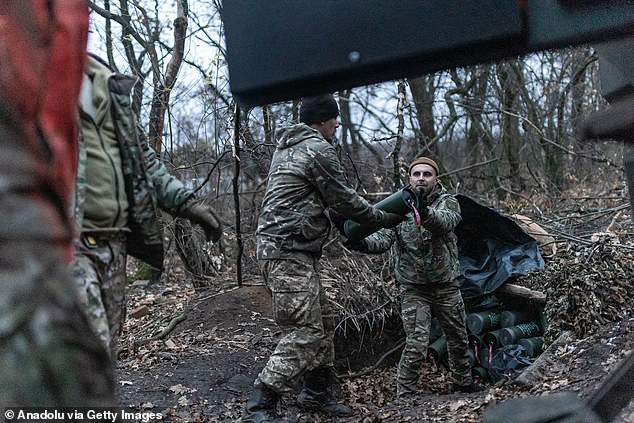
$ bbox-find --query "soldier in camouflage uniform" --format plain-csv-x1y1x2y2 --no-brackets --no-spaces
74,55,222,358
0,1,115,406
242,94,404,423
351,157,484,397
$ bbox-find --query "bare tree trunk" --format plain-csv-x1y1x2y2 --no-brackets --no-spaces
148,0,188,153
393,81,406,190
497,63,523,192
233,105,243,287
409,75,437,156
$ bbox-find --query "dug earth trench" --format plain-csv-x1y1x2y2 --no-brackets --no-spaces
116,268,634,423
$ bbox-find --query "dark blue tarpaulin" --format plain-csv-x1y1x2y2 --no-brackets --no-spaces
455,195,544,300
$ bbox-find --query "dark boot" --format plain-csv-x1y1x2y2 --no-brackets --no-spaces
297,367,353,417
241,384,288,423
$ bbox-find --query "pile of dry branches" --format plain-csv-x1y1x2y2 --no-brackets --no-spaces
320,246,399,337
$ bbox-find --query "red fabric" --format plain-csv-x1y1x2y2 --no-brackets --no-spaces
0,0,89,261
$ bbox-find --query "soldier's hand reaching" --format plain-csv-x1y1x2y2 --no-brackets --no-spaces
178,198,223,242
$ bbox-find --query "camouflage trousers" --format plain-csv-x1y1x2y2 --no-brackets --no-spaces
0,240,115,407
397,279,472,396
256,256,335,394
73,234,128,358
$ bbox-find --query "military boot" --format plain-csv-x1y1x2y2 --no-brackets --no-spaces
241,384,289,423
297,367,352,417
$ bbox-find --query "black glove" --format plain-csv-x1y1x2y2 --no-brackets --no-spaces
379,211,405,228
416,195,430,220
178,198,222,242
344,238,370,253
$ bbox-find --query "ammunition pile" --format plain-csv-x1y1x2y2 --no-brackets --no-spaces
427,308,544,382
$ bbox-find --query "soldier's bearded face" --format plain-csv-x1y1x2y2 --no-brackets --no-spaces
317,117,339,141
409,164,437,197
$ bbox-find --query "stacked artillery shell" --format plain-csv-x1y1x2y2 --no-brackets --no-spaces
500,310,537,327
472,365,489,381
428,336,447,365
468,333,483,349
483,329,503,349
499,321,542,346
460,307,547,378
479,346,492,369
519,336,544,357
466,310,501,335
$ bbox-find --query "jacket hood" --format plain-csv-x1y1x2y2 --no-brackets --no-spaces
275,123,325,149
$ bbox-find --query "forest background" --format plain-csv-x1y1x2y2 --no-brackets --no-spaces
87,0,628,288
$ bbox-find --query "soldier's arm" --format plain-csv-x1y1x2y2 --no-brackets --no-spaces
138,128,193,213
361,228,397,254
309,145,384,224
422,195,461,234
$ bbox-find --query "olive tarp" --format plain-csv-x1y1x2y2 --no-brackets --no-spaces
455,195,545,300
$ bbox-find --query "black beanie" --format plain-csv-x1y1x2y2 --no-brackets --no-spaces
299,94,339,125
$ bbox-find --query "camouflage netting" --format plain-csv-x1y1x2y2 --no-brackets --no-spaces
519,236,634,344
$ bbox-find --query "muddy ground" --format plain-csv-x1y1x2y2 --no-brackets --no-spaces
114,254,634,423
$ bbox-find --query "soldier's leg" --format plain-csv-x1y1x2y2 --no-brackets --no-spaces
397,284,433,397
315,260,335,368
295,262,352,417
0,241,115,407
74,236,127,357
256,257,326,394
74,247,111,352
99,238,128,356
433,279,472,387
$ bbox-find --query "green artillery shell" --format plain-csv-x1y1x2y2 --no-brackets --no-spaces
428,335,447,364
472,366,489,381
343,187,418,242
519,336,544,357
500,322,542,346
500,310,537,328
479,346,492,369
467,310,501,334
468,333,483,349
483,329,503,349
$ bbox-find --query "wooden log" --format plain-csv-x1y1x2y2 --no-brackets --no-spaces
497,283,547,303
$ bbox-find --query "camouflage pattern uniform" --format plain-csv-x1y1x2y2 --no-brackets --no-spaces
255,123,387,394
363,183,472,396
74,57,195,356
0,1,115,406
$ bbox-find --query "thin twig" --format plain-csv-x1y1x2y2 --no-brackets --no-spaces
134,312,187,348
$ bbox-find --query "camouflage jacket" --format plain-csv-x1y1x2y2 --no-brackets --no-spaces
363,183,461,285
75,62,193,269
257,123,385,260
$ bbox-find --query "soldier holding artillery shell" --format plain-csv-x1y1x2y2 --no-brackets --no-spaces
349,157,485,397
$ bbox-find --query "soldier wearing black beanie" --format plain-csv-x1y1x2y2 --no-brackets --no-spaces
299,94,340,125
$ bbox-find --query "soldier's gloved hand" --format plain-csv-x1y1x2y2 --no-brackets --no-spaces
178,198,222,242
344,238,370,253
416,196,430,219
379,211,405,228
